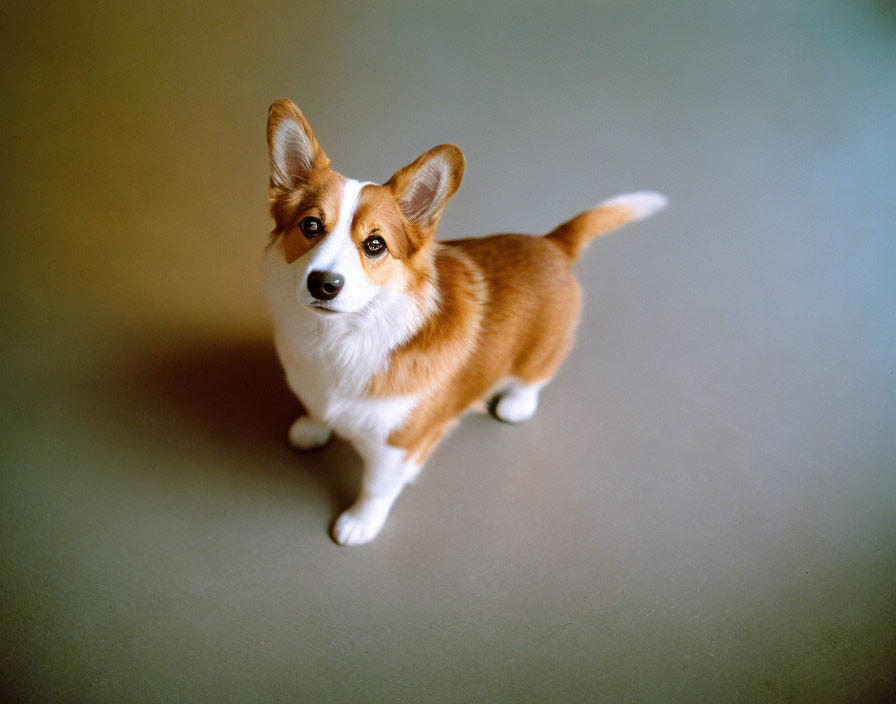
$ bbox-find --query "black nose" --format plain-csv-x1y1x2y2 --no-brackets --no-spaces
307,270,345,300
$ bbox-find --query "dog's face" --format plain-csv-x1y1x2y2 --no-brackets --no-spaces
266,99,464,316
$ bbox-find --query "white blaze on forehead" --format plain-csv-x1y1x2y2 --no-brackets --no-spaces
332,178,368,246
304,178,378,312
306,178,367,271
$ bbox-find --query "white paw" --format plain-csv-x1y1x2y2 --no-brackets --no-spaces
494,388,540,424
288,416,332,450
332,508,388,546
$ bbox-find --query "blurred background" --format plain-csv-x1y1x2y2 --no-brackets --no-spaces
2,1,894,701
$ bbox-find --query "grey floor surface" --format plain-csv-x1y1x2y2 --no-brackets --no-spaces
2,1,895,702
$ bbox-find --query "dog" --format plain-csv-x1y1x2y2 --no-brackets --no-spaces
259,98,666,545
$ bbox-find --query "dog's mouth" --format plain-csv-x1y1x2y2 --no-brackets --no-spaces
308,301,343,315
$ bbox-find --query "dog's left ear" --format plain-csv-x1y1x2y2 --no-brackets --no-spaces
387,144,464,237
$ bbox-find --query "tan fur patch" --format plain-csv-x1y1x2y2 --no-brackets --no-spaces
274,170,347,263
545,202,639,258
347,185,409,287
350,184,440,292
266,97,347,263
376,234,582,463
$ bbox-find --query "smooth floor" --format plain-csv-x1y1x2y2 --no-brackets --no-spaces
2,2,895,702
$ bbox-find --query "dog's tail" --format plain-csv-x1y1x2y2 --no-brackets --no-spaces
545,191,668,259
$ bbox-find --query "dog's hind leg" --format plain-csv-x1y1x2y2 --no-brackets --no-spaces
493,379,548,424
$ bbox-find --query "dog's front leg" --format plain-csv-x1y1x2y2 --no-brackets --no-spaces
287,414,332,450
332,441,415,546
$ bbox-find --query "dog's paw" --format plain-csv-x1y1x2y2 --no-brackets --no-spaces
332,507,387,546
494,386,540,424
288,416,332,450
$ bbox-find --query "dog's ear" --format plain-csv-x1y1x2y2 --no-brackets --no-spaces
267,99,330,191
386,144,464,234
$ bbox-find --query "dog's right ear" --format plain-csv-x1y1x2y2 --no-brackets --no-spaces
267,99,330,191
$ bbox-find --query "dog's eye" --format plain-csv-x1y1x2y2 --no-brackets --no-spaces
299,217,324,238
362,235,387,258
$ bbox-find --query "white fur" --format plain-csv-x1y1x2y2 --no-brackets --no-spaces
295,179,380,314
601,191,668,220
494,378,547,424
332,443,419,546
288,416,332,450
260,247,423,440
259,178,431,545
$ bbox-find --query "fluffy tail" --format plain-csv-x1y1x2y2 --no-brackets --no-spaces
545,191,668,259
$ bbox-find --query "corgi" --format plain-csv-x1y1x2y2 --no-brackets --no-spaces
260,98,666,546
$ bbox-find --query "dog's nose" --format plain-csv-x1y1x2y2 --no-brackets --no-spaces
307,270,345,300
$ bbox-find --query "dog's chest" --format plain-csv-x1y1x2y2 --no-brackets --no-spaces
272,318,418,443
260,243,424,443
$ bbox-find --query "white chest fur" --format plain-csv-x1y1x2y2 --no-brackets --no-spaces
259,241,422,445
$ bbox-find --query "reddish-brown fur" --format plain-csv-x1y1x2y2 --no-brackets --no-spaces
374,234,583,462
267,98,647,466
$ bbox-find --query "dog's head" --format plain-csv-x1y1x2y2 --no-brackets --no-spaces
265,98,464,316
